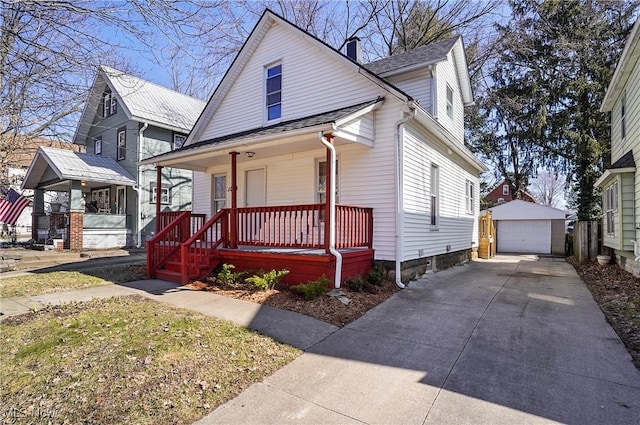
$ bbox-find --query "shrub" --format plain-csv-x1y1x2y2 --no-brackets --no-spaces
217,264,246,285
368,263,385,286
345,275,364,292
245,269,289,291
292,275,330,300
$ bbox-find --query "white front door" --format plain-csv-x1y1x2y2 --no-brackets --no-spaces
245,168,265,207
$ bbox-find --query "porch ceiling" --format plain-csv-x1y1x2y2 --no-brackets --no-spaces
140,98,383,172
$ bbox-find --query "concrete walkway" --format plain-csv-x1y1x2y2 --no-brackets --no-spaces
198,255,640,425
2,255,639,424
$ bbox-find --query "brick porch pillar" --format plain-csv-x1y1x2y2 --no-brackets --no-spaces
69,180,84,250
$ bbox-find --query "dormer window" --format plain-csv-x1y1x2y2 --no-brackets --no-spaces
103,89,117,118
446,85,453,119
173,134,186,150
266,63,282,121
502,184,509,195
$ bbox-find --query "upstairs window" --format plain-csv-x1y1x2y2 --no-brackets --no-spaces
117,127,126,160
502,184,510,195
266,63,282,121
621,92,626,143
173,133,186,150
446,85,453,119
94,136,102,155
103,89,117,117
465,180,475,214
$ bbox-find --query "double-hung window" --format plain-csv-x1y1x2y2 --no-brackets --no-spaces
431,164,439,227
94,136,102,155
502,184,509,196
446,85,454,119
266,63,282,121
605,181,618,237
213,174,227,212
103,90,117,117
151,182,171,204
465,180,475,214
117,127,126,160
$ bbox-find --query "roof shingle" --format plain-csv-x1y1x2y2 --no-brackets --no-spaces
364,37,459,75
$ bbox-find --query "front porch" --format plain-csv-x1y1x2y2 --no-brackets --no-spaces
147,204,374,287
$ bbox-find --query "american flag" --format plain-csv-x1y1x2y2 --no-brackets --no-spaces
0,188,31,226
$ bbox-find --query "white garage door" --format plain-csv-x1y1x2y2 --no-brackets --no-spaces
497,220,551,254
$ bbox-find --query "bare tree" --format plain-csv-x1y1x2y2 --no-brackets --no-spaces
530,170,566,208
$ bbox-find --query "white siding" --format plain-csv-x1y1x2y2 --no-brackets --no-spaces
402,123,479,261
434,53,465,143
201,22,387,141
387,69,433,113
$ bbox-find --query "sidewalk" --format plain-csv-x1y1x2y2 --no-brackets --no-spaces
0,279,338,351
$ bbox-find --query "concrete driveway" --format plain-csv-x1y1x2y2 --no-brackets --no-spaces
198,255,640,425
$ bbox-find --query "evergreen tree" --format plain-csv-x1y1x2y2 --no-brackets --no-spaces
468,0,638,220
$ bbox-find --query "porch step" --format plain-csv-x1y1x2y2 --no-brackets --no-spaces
155,269,186,284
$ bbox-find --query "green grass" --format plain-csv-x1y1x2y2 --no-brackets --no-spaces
0,265,147,298
1,296,300,424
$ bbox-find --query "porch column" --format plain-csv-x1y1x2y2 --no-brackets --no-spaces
32,189,45,241
230,152,238,249
324,135,333,254
68,180,84,250
155,165,162,234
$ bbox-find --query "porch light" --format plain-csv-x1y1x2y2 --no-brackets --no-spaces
81,181,87,186
246,151,255,158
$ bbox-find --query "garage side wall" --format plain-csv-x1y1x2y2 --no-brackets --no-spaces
551,219,565,255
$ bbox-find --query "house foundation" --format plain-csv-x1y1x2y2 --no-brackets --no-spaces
380,248,471,283
614,250,640,277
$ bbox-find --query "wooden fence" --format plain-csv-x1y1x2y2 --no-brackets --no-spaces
573,221,602,263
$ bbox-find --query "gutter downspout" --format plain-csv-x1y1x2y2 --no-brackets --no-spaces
319,132,342,288
135,122,148,248
394,108,416,289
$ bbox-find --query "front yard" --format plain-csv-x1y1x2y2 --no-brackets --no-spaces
1,296,300,424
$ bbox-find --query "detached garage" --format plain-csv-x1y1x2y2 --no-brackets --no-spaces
488,200,566,255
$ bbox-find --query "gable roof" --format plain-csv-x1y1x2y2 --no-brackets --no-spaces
601,19,640,112
73,66,206,145
185,9,412,148
488,199,566,220
22,147,136,191
365,37,458,75
365,36,473,106
611,149,635,168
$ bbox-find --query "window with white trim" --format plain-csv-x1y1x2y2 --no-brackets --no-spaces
213,174,226,212
150,182,171,204
502,184,509,196
117,127,126,160
465,180,475,214
91,188,110,211
446,85,453,119
94,136,102,155
266,63,282,121
317,159,339,204
173,133,186,150
605,181,618,237
431,164,439,227
102,89,117,117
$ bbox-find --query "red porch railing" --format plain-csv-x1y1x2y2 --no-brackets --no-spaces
179,209,228,283
336,205,374,249
157,211,206,235
147,211,193,277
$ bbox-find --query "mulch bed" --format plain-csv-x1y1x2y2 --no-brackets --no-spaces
568,257,640,369
186,277,400,327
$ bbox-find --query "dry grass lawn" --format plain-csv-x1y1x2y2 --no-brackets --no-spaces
1,296,300,424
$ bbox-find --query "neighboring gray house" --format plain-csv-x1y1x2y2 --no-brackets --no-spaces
72,66,206,246
22,66,206,249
